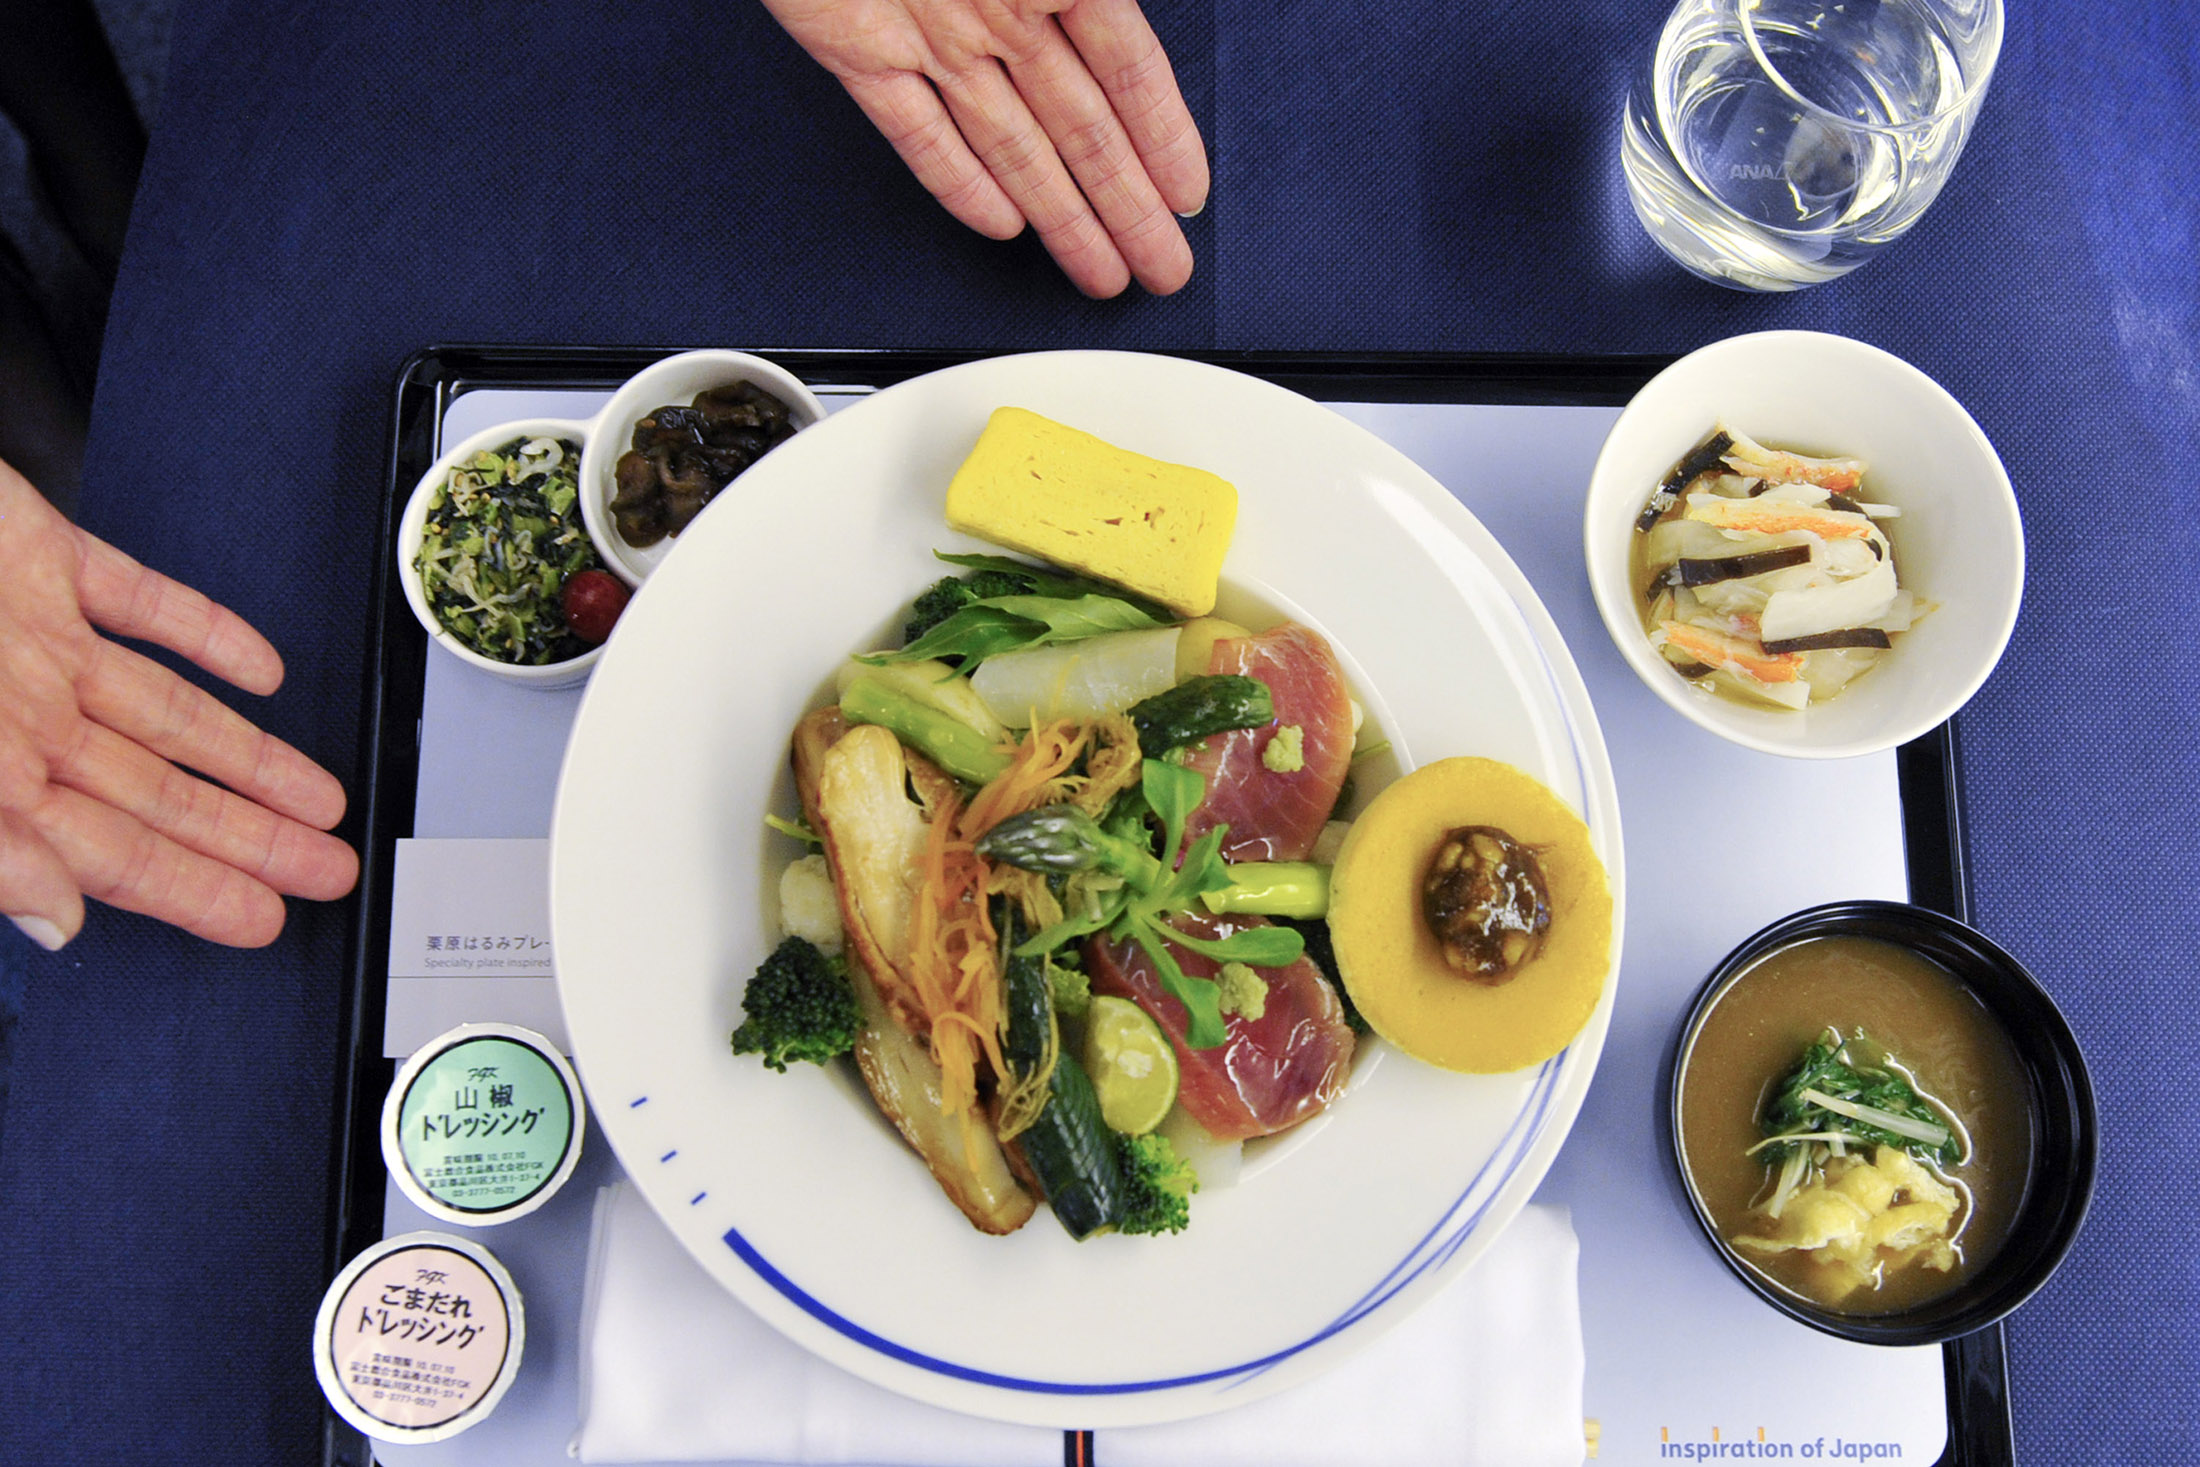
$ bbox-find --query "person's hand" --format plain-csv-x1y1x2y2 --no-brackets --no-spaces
762,0,1209,298
0,456,358,951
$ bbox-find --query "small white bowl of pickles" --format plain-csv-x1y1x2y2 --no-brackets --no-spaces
1584,331,2024,759
578,349,827,589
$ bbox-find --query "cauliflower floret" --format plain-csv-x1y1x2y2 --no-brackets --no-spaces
777,853,844,956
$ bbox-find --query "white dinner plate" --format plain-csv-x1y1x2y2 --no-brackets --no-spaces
550,350,1625,1427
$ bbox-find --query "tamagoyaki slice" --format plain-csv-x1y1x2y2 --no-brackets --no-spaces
944,407,1236,619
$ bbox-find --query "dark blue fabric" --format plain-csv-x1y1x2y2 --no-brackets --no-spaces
1,0,2193,1461
0,927,21,1155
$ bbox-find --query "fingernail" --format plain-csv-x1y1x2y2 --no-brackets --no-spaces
1176,203,1204,220
8,914,68,951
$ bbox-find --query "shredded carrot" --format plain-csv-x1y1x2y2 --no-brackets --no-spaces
907,718,1132,1163
1073,714,1142,816
961,718,1088,838
908,784,1004,1134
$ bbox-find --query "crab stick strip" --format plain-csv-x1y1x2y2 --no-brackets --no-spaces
1657,621,1805,685
1684,494,1879,541
1721,426,1868,493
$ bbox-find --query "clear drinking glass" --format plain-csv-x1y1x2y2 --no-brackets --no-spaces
1621,0,2003,291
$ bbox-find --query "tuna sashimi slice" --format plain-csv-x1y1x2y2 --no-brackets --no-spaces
1087,912,1355,1142
1181,622,1353,862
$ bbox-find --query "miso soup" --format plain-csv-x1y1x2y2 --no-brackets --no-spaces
1678,935,2032,1314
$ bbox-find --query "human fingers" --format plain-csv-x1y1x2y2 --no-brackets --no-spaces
78,638,348,831
27,783,290,947
937,60,1132,298
50,719,358,902
72,531,285,697
0,713,49,814
837,69,1027,240
1058,0,1209,217
996,16,1191,295
1,808,84,951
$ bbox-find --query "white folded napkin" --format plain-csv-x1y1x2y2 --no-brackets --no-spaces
572,1181,1584,1467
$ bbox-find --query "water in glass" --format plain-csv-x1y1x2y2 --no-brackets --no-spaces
1622,0,2001,291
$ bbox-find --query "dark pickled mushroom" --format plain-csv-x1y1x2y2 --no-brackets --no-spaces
1421,825,1552,983
607,381,801,547
1667,543,1813,587
610,450,667,545
695,381,793,434
1760,627,1893,655
1635,428,1736,533
650,442,720,533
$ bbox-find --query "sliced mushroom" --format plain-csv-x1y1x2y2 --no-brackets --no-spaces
848,962,1035,1236
788,711,1035,1235
803,720,930,1038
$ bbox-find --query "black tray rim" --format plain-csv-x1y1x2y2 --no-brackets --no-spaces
327,344,2010,1467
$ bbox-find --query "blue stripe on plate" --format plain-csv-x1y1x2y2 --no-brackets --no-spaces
720,1056,1563,1397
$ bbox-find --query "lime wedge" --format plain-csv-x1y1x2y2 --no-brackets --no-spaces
1082,995,1180,1137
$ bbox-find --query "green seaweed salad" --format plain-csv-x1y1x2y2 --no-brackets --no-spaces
415,435,603,664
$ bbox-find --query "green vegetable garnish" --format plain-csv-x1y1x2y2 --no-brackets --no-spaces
873,593,1165,667
1047,955,1092,1022
1197,862,1330,920
870,550,1171,669
1125,674,1274,758
976,760,1304,1050
899,551,1172,651
764,813,823,846
414,435,601,664
839,676,1013,785
1749,1027,1965,1216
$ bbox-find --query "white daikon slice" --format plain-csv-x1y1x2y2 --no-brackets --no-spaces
971,625,1182,726
1160,1106,1242,1190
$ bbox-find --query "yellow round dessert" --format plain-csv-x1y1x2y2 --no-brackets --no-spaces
1329,757,1612,1073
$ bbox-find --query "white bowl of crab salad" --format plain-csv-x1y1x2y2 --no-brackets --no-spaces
1584,331,2023,760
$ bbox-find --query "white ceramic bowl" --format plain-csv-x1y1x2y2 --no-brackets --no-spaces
577,349,827,587
397,416,605,690
1584,331,2023,759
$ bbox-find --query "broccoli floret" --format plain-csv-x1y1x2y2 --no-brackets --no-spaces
1047,955,1092,1022
902,568,1039,647
1115,1131,1199,1236
731,936,861,1072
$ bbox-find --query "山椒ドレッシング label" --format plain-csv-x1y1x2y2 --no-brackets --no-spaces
382,1023,584,1226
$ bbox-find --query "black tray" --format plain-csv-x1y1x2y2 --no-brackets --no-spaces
328,345,2012,1467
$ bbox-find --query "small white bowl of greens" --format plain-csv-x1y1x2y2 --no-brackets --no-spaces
399,417,628,688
